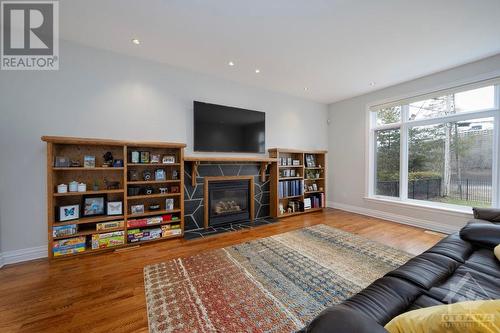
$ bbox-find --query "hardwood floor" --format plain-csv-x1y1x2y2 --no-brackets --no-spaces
0,209,445,333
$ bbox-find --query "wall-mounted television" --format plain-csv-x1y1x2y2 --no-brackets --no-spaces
193,101,265,153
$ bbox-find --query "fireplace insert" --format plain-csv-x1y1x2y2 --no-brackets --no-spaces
208,180,250,227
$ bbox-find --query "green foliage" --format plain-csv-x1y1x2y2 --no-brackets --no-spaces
408,171,441,180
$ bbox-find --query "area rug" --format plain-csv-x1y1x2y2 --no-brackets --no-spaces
144,224,412,333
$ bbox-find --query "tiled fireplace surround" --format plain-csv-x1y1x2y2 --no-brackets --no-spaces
184,162,271,231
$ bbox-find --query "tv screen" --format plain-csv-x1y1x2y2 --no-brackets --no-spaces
194,101,265,153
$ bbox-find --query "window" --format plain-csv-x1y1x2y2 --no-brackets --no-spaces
369,82,499,209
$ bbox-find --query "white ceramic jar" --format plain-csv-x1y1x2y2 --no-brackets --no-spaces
69,181,78,192
77,183,87,192
57,184,68,193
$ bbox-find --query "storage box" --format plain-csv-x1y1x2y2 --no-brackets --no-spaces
127,228,162,243
96,220,124,231
127,216,162,228
53,224,77,238
91,231,125,249
53,236,86,256
161,224,182,237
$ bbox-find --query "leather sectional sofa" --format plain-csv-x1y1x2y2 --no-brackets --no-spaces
300,208,500,333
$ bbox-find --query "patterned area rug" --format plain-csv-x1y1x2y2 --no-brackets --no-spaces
144,224,412,333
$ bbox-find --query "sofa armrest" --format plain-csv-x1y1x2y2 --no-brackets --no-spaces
460,221,500,249
299,305,389,333
472,208,500,223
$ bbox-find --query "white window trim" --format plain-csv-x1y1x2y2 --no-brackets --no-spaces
366,78,500,213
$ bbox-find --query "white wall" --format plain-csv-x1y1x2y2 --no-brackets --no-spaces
327,54,500,233
0,41,328,257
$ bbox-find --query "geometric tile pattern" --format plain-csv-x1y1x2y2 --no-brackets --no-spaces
184,162,271,231
183,217,278,240
144,224,412,333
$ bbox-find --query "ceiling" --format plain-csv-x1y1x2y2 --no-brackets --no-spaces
60,0,500,104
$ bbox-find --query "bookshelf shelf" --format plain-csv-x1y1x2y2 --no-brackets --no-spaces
42,136,186,259
268,148,327,218
53,189,124,197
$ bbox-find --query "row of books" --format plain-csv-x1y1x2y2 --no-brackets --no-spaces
305,193,325,209
278,179,304,198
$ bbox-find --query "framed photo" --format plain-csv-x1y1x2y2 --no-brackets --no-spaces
150,154,161,164
131,204,145,215
84,155,96,168
131,151,140,164
107,201,123,216
82,196,106,217
287,157,292,166
306,154,317,167
292,160,300,166
58,204,79,222
312,183,318,191
162,155,176,164
140,151,150,164
165,198,174,210
290,169,296,177
54,156,70,167
155,169,166,181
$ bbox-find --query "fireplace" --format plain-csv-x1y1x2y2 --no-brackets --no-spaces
204,176,254,228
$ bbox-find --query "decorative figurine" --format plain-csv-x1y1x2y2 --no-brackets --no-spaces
103,152,113,167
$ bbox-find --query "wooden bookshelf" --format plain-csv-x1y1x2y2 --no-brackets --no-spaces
268,148,327,218
42,136,186,259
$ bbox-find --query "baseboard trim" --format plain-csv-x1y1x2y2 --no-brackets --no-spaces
2,246,47,266
328,201,460,234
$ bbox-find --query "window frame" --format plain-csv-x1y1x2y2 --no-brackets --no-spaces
367,82,500,211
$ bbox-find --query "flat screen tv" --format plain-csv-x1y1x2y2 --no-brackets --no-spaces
194,101,265,153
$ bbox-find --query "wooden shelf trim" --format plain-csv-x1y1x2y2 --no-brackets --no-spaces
42,136,186,148
127,192,181,200
279,165,304,168
279,177,303,180
184,156,277,162
279,195,303,200
53,226,124,240
127,163,180,167
53,215,125,226
188,158,274,186
53,189,124,197
126,180,180,185
279,207,323,218
52,167,124,171
126,209,181,218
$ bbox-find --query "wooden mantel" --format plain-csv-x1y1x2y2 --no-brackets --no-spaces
184,156,277,186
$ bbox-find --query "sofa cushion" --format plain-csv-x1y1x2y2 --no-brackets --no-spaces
425,233,473,263
384,300,500,333
464,248,500,278
299,304,389,333
472,207,500,222
406,294,445,311
425,266,500,303
341,276,422,326
460,222,500,249
386,252,459,289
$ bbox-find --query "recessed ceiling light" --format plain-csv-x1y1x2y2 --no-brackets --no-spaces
304,87,308,91
228,61,235,66
369,81,376,87
255,69,260,74
131,38,140,45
